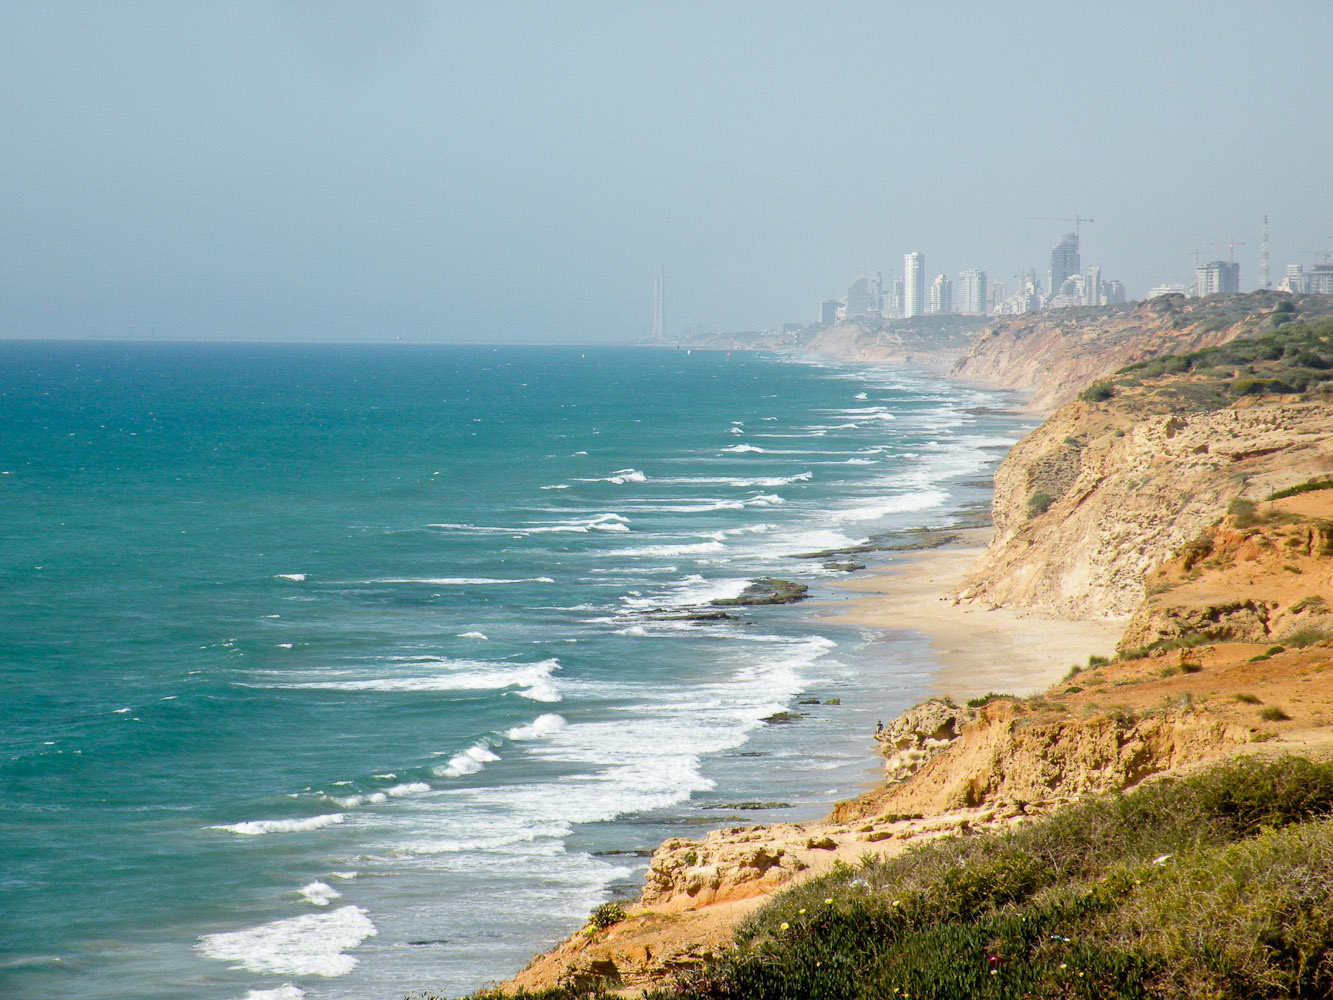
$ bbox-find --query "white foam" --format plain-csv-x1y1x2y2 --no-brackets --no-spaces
433,742,502,778
267,658,562,702
197,905,376,977
240,987,305,1000
275,574,306,582
721,444,766,453
617,540,725,558
834,489,948,523
369,577,554,586
729,426,744,435
457,631,489,640
328,792,385,808
386,781,430,797
653,472,811,488
506,713,568,740
298,881,342,906
540,483,570,490
211,814,346,836
395,819,574,856
617,574,751,610
577,468,647,485
854,392,868,400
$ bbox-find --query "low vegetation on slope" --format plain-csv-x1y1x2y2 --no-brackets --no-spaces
456,756,1333,1000
1081,313,1333,412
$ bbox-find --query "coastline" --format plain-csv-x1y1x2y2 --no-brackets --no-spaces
496,299,1333,997
498,368,1128,994
825,527,1126,702
499,526,1128,996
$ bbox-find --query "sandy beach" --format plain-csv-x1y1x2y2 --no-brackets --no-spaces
824,527,1127,702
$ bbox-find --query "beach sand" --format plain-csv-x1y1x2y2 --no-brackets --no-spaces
824,527,1127,701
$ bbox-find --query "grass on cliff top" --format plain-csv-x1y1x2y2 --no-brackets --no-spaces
458,756,1333,1000
1081,313,1333,412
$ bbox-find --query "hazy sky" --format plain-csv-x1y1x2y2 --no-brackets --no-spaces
2,1,1329,342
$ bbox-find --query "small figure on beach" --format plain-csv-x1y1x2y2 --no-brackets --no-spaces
875,720,884,735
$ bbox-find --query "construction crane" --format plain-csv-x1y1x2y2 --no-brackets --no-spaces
1303,249,1333,265
1189,244,1219,268
1223,238,1246,263
1029,215,1095,240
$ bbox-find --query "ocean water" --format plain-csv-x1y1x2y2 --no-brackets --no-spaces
0,342,1030,1000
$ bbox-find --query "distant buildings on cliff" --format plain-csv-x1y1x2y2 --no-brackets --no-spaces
818,228,1126,325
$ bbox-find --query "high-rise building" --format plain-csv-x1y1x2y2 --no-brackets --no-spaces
819,299,840,327
957,269,987,314
845,274,873,318
1281,264,1308,294
1048,233,1080,302
1310,265,1333,295
1086,264,1102,307
652,265,664,339
929,274,953,314
1103,279,1126,305
890,277,904,317
904,252,925,318
1194,260,1240,296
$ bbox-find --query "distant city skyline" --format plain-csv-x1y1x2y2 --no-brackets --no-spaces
1,2,1329,342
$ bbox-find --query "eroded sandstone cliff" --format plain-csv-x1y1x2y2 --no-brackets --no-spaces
956,396,1333,617
951,291,1329,411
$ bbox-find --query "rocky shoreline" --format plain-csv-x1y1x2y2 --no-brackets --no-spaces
493,292,1333,996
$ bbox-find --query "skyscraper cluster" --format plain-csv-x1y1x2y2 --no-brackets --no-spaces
815,229,1125,326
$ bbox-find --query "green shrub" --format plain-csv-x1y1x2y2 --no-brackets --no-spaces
1260,706,1291,722
965,692,1012,709
1268,477,1333,500
1027,491,1054,517
587,902,627,931
494,758,1333,1000
1283,626,1329,648
1081,381,1116,402
1228,498,1259,528
652,757,1333,1000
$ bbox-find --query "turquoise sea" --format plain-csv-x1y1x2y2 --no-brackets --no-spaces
0,342,1029,1000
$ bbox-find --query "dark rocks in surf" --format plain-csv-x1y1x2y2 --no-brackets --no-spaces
712,578,809,606
822,560,865,572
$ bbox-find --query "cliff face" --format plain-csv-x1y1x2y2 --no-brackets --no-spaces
951,292,1310,411
956,300,1333,618
836,700,1249,822
957,395,1333,617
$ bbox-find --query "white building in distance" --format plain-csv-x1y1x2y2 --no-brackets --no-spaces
958,268,987,314
904,252,925,318
929,274,953,314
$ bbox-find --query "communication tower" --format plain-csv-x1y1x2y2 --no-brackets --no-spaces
1260,216,1271,289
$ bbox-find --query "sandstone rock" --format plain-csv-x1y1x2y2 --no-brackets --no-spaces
876,698,974,784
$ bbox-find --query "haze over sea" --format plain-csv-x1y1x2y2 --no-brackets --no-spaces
0,341,1029,1000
